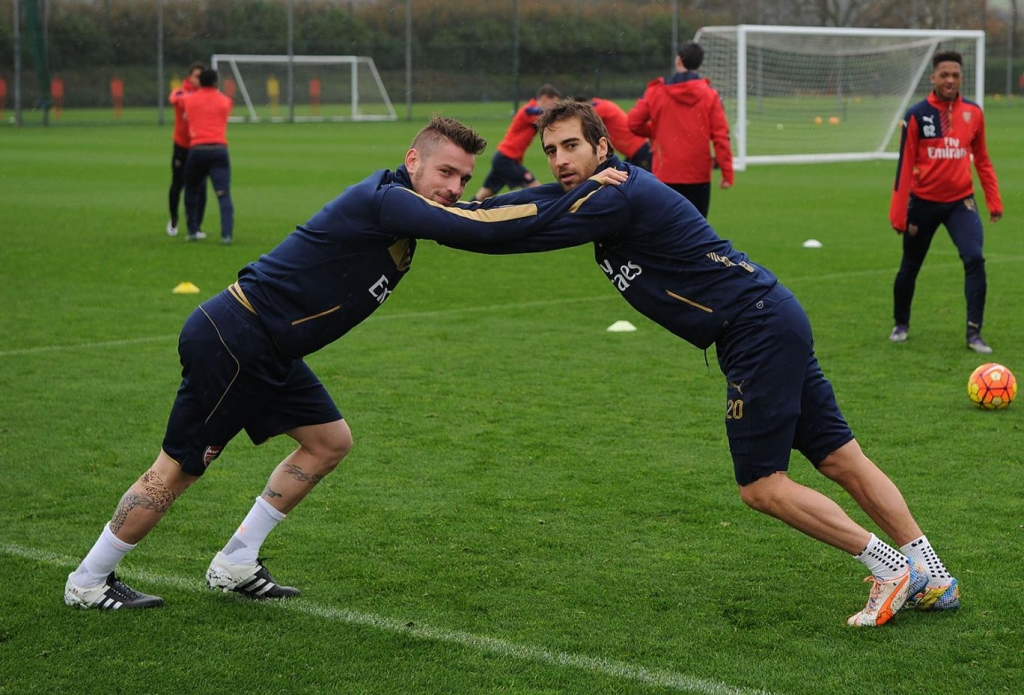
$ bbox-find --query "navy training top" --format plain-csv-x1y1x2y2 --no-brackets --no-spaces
449,157,779,350
236,165,604,358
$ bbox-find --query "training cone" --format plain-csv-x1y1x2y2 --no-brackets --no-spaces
606,320,637,333
172,281,201,294
802,239,823,249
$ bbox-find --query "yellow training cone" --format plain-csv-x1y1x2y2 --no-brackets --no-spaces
172,281,201,294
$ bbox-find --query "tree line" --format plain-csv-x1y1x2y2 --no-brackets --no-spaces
0,0,684,77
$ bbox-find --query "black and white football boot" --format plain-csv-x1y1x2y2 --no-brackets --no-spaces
205,552,300,600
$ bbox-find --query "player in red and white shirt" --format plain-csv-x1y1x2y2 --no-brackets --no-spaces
166,62,204,237
473,84,561,201
888,51,1003,353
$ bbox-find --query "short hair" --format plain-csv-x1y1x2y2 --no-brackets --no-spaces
199,69,218,87
535,99,610,155
933,51,962,68
189,61,206,74
410,116,487,157
679,42,704,70
537,84,562,99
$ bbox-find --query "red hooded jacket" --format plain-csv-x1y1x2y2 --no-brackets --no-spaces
628,72,733,186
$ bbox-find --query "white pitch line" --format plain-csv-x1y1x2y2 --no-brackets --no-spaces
0,334,180,357
0,296,615,359
4,254,1023,359
4,541,772,695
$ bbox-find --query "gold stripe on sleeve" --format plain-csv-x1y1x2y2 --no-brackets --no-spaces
228,282,258,315
290,305,341,326
395,188,539,222
568,189,601,213
665,290,713,313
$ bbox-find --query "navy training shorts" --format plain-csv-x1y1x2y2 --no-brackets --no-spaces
161,289,342,476
480,151,536,194
715,284,854,486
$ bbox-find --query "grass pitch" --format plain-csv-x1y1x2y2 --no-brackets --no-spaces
1,104,1022,695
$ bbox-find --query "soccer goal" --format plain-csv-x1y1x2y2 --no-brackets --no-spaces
210,54,397,123
691,26,985,170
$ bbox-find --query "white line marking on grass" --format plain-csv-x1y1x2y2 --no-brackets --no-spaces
283,600,773,695
0,334,179,357
782,254,1024,285
4,542,772,695
7,254,1023,359
0,297,614,358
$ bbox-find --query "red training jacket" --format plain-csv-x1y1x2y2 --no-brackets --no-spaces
627,74,733,186
168,80,197,148
180,87,233,147
591,98,647,159
496,99,544,162
889,91,1001,231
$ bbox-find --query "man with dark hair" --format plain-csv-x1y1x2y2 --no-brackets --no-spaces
63,116,620,611
627,41,733,218
450,100,959,627
473,84,562,201
888,51,1002,353
166,62,206,238
180,68,234,244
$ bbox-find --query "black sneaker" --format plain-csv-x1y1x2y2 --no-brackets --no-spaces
205,552,300,600
967,331,993,354
64,571,164,610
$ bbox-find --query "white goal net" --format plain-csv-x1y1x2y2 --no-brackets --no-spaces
210,54,397,123
692,26,985,169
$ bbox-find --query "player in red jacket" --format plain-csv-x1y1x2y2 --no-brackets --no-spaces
586,97,651,171
166,62,205,237
628,42,733,219
473,84,561,201
888,51,1003,353
180,69,235,244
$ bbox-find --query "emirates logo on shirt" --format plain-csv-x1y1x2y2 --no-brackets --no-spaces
927,137,967,160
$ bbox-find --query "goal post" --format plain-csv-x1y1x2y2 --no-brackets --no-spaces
210,54,397,123
692,26,985,170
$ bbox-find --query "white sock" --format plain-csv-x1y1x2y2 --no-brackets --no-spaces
901,535,952,586
220,496,286,566
854,533,909,580
71,524,135,589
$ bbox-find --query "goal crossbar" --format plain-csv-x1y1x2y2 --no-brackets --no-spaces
693,25,985,170
210,54,397,123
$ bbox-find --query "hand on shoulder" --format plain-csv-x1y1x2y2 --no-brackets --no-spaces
589,169,629,186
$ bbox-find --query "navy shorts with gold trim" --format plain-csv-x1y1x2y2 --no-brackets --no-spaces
480,152,535,194
715,284,853,486
162,289,342,476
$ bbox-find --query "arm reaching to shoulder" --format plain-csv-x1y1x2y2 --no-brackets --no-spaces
442,166,634,255
377,169,627,246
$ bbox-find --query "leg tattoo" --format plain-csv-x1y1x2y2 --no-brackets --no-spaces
109,469,178,534
283,463,325,486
